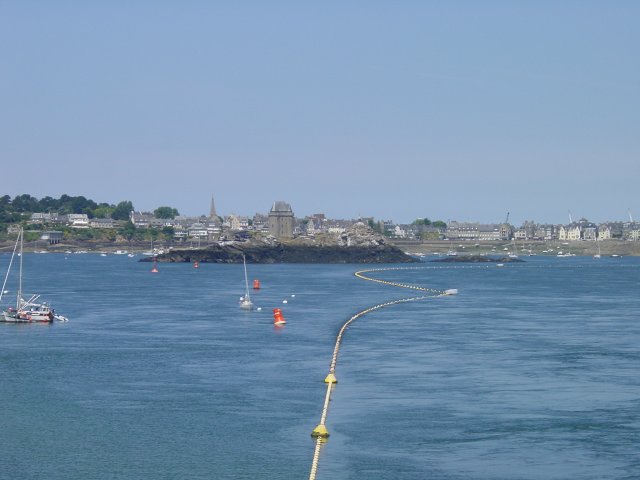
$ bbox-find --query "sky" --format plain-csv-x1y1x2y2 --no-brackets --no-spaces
1,1,638,225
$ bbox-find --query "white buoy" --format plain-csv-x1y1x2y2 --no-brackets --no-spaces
256,307,262,311
282,300,288,304
291,294,295,297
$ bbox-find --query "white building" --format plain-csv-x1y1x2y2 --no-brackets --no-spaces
68,214,89,228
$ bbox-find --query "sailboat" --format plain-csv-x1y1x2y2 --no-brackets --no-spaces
239,254,254,310
508,238,519,258
594,239,601,259
1,228,68,323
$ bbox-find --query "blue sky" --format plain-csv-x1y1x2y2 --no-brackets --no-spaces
1,1,638,225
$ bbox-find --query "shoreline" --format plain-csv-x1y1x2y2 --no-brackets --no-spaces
393,239,640,257
2,238,640,257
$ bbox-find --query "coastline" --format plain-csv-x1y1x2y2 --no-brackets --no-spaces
2,238,640,257
392,239,640,257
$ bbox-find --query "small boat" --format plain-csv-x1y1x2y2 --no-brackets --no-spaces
1,228,69,324
594,240,601,259
239,254,253,310
508,239,519,258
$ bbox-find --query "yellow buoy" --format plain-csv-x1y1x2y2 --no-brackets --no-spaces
311,424,329,438
324,373,338,384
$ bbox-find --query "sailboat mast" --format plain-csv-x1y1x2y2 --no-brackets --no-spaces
243,254,250,299
0,228,21,305
18,228,23,310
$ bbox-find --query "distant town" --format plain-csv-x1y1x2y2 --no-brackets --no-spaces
1,194,639,248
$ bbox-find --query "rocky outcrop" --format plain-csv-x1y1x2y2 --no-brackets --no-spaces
142,223,417,264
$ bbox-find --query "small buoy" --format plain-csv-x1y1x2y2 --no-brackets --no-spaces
282,300,288,304
273,308,286,325
151,258,159,273
253,279,260,290
256,307,262,311
194,261,199,268
291,294,295,298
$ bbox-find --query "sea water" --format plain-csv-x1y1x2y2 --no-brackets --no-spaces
0,254,639,479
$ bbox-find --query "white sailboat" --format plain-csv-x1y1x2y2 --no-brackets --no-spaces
594,239,601,259
239,254,254,310
1,228,68,323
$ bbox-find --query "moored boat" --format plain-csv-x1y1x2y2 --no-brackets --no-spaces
239,254,254,310
1,228,69,324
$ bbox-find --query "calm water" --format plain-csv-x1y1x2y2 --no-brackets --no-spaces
1,254,639,479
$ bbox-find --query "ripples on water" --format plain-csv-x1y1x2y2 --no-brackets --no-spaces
0,254,639,479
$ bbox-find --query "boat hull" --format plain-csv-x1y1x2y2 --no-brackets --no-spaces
2,311,53,323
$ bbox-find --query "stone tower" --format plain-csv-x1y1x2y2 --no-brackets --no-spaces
268,201,294,238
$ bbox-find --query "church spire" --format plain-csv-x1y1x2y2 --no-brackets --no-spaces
209,195,217,219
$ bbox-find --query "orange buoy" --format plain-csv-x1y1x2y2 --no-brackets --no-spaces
272,308,286,325
253,279,260,290
194,261,199,268
151,258,159,273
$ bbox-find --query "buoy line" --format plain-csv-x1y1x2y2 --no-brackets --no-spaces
308,267,455,480
308,260,639,478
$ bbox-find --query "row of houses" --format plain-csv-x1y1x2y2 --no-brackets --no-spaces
441,219,640,242
29,213,118,229
557,221,640,241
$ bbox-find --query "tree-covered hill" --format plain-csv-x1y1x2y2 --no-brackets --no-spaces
0,194,135,224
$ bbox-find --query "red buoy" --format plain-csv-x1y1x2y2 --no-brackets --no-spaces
253,279,261,290
272,308,286,325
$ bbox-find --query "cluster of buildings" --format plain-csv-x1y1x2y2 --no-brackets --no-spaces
24,196,640,243
131,199,299,242
437,218,640,242
26,198,362,243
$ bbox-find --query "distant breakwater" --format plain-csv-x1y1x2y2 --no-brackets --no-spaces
431,255,524,263
140,243,418,264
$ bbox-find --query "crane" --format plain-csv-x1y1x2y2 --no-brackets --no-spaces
505,212,510,224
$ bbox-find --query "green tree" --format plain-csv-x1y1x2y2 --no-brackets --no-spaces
37,196,56,211
11,194,38,212
412,218,433,226
92,206,115,219
112,201,134,220
367,218,383,234
153,206,179,219
432,220,447,228
118,220,136,241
